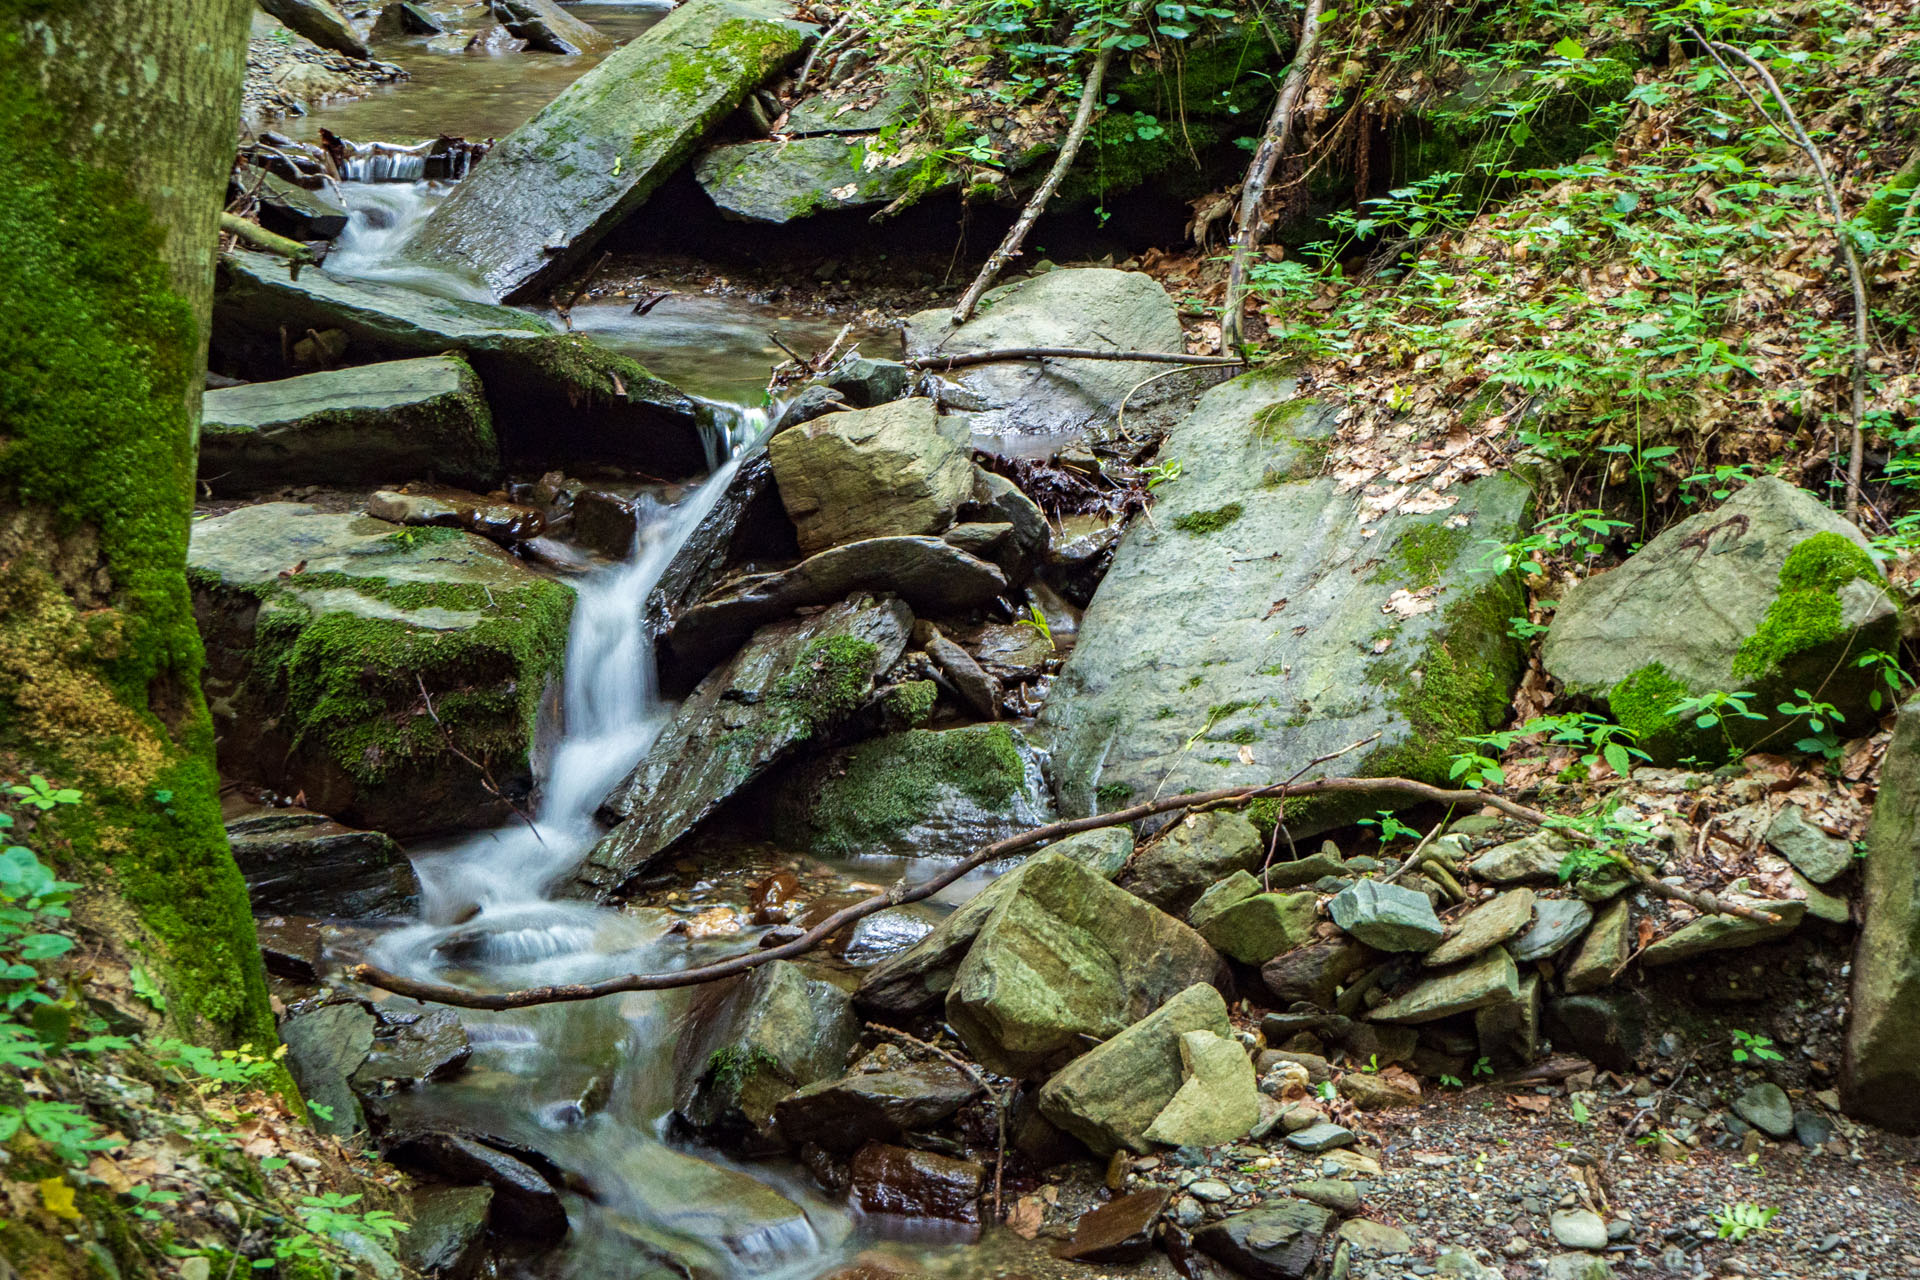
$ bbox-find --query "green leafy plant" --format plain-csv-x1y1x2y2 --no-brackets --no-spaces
1713,1202,1779,1242
1729,1029,1784,1065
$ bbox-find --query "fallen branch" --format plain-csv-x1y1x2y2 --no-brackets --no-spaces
351,768,1778,1010
906,346,1244,371
1220,0,1326,352
949,0,1150,325
1689,26,1869,519
220,213,317,276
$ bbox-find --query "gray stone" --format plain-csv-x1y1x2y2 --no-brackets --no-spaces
1193,1200,1337,1280
1369,947,1520,1023
1469,831,1572,883
212,253,702,471
1427,888,1535,966
1036,983,1231,1154
190,504,573,839
401,1186,491,1280
280,1002,374,1136
1732,1082,1794,1139
1767,805,1855,884
1511,897,1594,963
200,356,497,497
1640,897,1804,965
1844,696,1920,1131
1330,881,1444,952
259,0,370,58
1543,477,1896,763
403,0,807,300
1143,1030,1262,1147
696,136,916,223
675,959,859,1142
768,399,974,555
226,809,419,918
491,0,610,54
663,535,1006,663
1564,899,1631,992
1284,1123,1355,1153
577,598,911,899
946,855,1220,1076
1042,372,1529,836
1118,809,1265,916
1550,1209,1609,1250
772,1060,978,1152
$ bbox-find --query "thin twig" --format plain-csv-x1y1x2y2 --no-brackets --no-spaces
864,1023,1006,1220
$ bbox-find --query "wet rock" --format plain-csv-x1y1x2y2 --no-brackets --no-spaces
1510,897,1593,963
773,1060,978,1151
371,1,443,37
1187,872,1319,965
1640,897,1804,964
1037,983,1232,1154
259,0,371,58
674,959,859,1145
1468,832,1572,883
854,828,1131,1014
1426,888,1535,966
773,724,1052,860
947,855,1221,1076
401,1185,491,1280
1544,477,1896,763
1118,810,1265,916
577,597,910,899
1766,805,1854,884
1143,1030,1262,1147
366,487,545,545
491,0,611,54
1284,1123,1354,1153
1369,947,1519,1023
403,0,807,300
696,136,917,224
199,355,497,497
848,1142,984,1228
1330,881,1444,953
252,171,350,242
1193,1199,1337,1280
1550,1209,1608,1251
1733,1082,1794,1139
1057,1187,1170,1263
1261,938,1372,1009
281,1002,374,1136
768,399,973,555
386,1133,567,1243
352,1008,471,1095
667,537,1005,666
1564,899,1630,993
226,809,419,918
1844,696,1920,1131
190,504,573,839
211,253,703,473
1043,373,1529,835
903,269,1187,454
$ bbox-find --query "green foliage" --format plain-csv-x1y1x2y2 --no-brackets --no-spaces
1713,1203,1779,1242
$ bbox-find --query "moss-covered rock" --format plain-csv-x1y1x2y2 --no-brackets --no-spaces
189,503,574,839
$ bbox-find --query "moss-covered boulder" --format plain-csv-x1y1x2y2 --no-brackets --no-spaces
211,251,706,473
402,0,809,301
199,355,498,496
573,596,912,900
772,723,1054,859
1040,371,1531,835
1542,478,1898,763
190,503,574,839
695,135,918,223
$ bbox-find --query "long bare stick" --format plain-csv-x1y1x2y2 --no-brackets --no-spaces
1220,0,1326,353
907,346,1243,371
950,0,1149,325
1689,27,1869,519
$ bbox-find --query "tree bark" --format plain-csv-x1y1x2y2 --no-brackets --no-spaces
0,0,272,1044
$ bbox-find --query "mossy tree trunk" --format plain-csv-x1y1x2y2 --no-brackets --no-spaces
0,0,274,1044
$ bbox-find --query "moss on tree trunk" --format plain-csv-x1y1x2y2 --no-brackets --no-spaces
0,0,272,1046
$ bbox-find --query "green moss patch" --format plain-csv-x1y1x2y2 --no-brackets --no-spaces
1731,532,1878,680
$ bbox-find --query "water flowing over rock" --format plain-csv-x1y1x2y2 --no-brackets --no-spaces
225,808,420,918
401,0,809,300
696,136,918,223
1843,696,1920,1132
211,252,706,473
902,268,1189,455
573,597,911,899
199,356,498,496
1542,477,1896,763
1036,983,1233,1155
190,503,574,838
1041,371,1530,835
767,398,974,554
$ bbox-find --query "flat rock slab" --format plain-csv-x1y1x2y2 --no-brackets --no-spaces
1037,983,1231,1155
696,135,917,223
403,0,809,300
1041,372,1529,835
1193,1200,1337,1280
201,355,497,496
1368,947,1520,1024
575,597,911,900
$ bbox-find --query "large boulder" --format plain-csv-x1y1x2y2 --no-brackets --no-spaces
190,504,573,838
572,597,911,899
259,0,370,58
401,0,808,300
1543,478,1897,763
225,808,420,918
944,852,1221,1076
1845,697,1920,1132
1041,372,1530,835
771,724,1053,859
199,355,498,496
767,399,974,555
211,252,704,473
1036,983,1232,1154
903,269,1188,455
695,136,917,223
